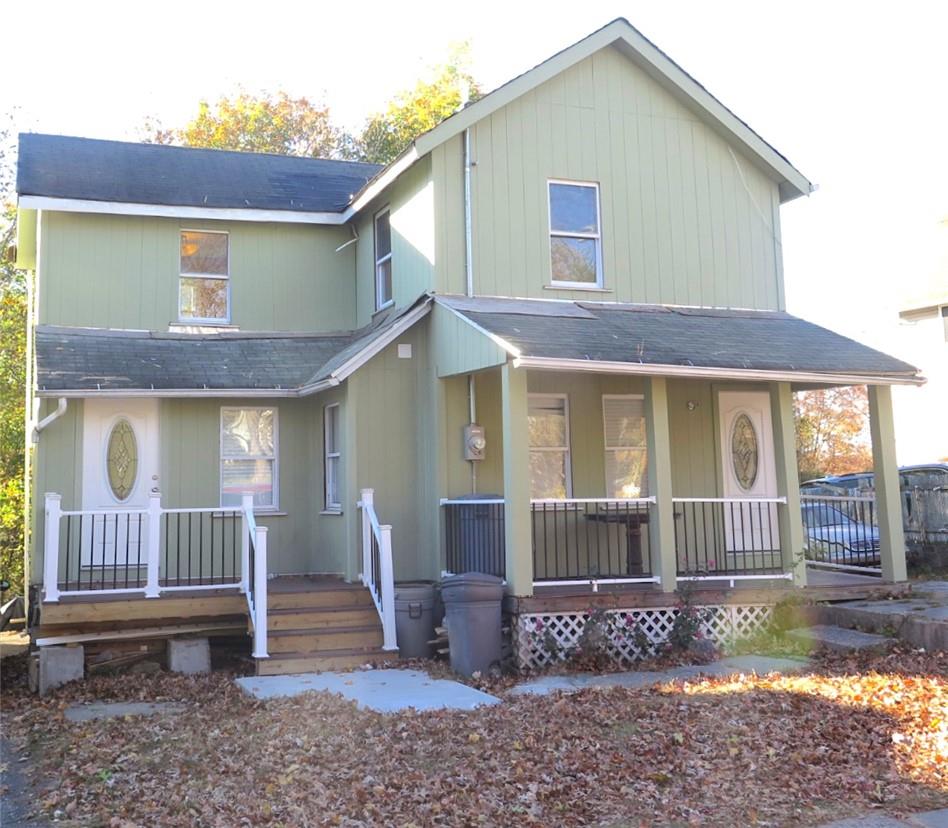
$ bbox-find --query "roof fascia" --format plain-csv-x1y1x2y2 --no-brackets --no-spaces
342,147,420,220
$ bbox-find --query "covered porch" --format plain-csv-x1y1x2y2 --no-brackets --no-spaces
432,295,921,598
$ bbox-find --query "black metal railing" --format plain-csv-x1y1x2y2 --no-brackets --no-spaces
58,511,147,592
442,499,506,579
531,500,654,582
674,498,784,576
800,495,880,570
160,509,241,586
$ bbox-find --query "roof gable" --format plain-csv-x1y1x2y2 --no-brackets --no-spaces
409,18,812,203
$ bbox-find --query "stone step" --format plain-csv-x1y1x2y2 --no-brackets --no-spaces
814,600,948,651
267,625,383,654
256,647,393,676
787,624,896,654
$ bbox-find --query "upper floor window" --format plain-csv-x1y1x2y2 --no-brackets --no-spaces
180,230,229,322
528,394,572,499
548,181,602,288
374,208,393,311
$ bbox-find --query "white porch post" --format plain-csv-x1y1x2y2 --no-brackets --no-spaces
240,493,253,594
869,385,908,583
43,493,61,603
252,525,269,658
145,492,161,598
770,382,807,586
379,524,398,650
360,488,374,586
501,362,533,595
644,377,677,593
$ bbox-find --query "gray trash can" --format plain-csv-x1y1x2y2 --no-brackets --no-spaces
394,581,436,659
440,572,504,677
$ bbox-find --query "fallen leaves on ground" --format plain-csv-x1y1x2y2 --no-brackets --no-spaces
1,649,945,827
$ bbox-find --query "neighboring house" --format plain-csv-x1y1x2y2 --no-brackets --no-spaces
15,19,921,676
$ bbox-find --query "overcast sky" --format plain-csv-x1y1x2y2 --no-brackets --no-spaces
5,0,946,356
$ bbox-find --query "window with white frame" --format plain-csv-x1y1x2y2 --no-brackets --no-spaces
603,395,648,499
528,394,571,499
179,230,229,322
324,404,341,511
220,407,277,508
548,181,602,287
374,208,393,310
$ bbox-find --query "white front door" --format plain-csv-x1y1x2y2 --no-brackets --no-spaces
81,399,160,567
718,391,779,552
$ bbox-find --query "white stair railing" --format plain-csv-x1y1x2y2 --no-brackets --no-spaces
241,493,269,659
358,488,397,651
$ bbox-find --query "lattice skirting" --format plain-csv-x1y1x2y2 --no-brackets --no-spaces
513,605,773,670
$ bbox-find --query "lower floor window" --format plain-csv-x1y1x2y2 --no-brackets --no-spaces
324,404,341,511
528,394,571,499
221,407,277,508
603,395,648,498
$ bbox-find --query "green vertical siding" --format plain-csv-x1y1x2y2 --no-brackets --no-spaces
432,302,508,377
38,212,357,332
455,45,783,310
431,135,467,296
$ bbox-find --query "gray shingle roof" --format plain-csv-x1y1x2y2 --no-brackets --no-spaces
35,302,427,394
437,295,921,381
17,134,383,214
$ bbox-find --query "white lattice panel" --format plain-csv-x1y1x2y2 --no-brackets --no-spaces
514,604,772,670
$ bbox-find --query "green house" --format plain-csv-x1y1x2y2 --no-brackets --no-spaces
16,19,921,675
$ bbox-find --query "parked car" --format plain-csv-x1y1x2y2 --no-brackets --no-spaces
801,502,880,566
800,473,873,495
899,463,948,491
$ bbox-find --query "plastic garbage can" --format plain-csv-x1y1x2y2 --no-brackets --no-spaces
394,581,437,659
440,572,504,677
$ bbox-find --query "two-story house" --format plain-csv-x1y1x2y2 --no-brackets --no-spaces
16,19,921,677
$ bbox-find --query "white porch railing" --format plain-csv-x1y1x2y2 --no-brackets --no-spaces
800,494,881,575
43,491,269,657
357,488,397,651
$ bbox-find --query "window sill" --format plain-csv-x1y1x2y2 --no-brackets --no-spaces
252,510,287,518
544,284,612,293
373,301,395,317
320,509,344,516
169,321,238,333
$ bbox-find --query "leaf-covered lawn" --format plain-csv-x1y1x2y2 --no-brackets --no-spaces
2,650,945,827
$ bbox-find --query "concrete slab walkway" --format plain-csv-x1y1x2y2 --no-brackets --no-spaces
235,669,501,712
818,808,948,827
509,655,810,697
64,702,186,722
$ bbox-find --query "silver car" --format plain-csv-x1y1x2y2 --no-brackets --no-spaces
802,503,880,566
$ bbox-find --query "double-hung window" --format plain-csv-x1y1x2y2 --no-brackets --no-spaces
324,404,341,511
374,208,393,310
603,395,648,499
548,181,602,288
221,407,277,509
179,230,229,322
528,394,571,499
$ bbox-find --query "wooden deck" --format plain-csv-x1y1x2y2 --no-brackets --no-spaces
506,569,907,614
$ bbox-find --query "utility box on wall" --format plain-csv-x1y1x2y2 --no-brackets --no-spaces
463,423,486,461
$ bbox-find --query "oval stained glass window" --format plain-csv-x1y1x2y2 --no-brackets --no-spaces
730,413,759,491
106,419,138,501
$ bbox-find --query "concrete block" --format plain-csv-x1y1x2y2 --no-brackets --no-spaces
787,625,895,654
167,638,210,675
35,645,84,696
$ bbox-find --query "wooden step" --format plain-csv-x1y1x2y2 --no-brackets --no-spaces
268,625,383,654
267,606,380,630
268,588,373,611
256,647,394,675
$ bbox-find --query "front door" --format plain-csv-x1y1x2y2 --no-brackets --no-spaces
81,399,160,568
718,391,779,552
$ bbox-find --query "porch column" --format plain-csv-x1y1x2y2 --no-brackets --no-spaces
501,362,533,595
770,382,807,587
644,377,676,593
868,385,908,583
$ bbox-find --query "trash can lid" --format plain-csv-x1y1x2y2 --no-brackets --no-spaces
394,581,436,600
441,572,504,587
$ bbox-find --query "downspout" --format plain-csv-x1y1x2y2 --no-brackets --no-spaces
33,398,67,443
464,126,478,493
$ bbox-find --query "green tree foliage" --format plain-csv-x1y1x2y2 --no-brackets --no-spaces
359,44,482,164
0,122,26,594
146,90,360,159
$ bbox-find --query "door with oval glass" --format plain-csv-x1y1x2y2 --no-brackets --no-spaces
81,399,160,573
717,391,779,554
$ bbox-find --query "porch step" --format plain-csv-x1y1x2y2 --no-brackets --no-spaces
267,605,380,631
812,599,948,651
267,582,374,611
267,625,383,654
786,624,896,654
256,647,392,675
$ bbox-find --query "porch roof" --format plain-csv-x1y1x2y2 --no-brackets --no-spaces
436,295,923,386
34,299,431,397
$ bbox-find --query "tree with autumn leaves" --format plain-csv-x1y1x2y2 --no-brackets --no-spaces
794,386,874,482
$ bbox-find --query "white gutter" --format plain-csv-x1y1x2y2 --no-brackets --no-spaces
512,356,926,387
463,129,474,297
33,397,67,442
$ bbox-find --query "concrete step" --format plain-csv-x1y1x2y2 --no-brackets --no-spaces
267,606,380,630
267,625,383,654
787,624,896,654
268,587,373,611
256,647,393,675
814,600,948,651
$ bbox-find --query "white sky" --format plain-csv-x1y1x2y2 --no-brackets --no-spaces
4,0,947,356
